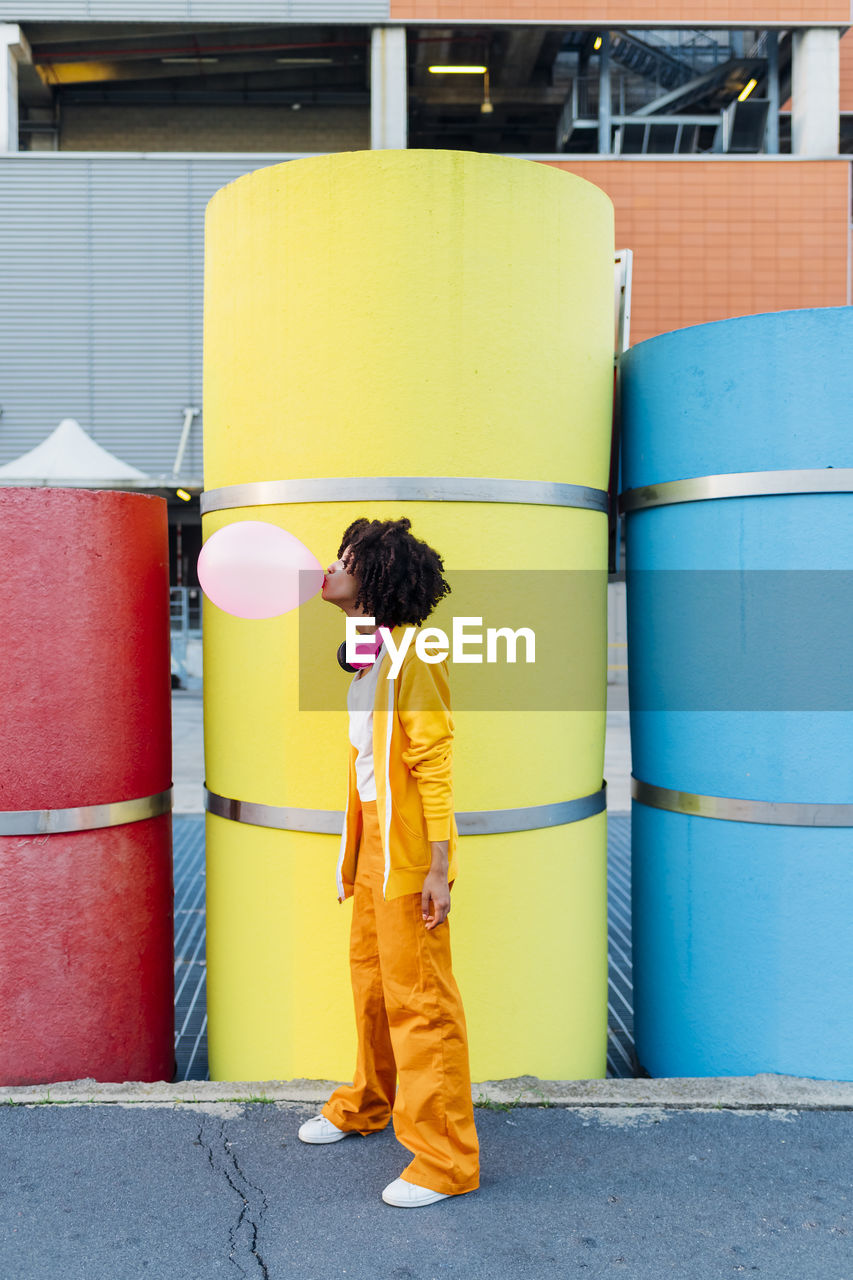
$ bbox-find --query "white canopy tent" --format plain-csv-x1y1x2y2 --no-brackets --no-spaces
0,418,151,486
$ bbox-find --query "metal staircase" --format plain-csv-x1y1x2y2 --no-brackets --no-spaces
555,28,786,155
608,32,698,91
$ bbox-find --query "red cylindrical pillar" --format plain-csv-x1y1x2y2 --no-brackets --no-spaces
0,488,174,1084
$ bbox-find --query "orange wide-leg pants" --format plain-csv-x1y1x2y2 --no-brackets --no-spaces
323,798,480,1196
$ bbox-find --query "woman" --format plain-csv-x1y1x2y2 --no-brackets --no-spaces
297,516,480,1209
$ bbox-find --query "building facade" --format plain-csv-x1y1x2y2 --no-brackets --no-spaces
1,4,850,586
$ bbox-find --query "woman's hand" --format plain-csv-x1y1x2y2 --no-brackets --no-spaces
422,840,451,930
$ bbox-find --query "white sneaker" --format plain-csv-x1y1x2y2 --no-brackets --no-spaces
381,1177,451,1208
297,1114,351,1144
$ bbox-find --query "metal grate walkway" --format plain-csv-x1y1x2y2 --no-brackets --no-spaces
172,813,639,1082
173,816,208,1082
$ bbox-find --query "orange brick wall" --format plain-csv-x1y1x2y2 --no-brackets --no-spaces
537,160,850,345
392,2,848,22
842,28,853,113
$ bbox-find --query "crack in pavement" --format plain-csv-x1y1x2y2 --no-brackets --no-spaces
196,1113,270,1278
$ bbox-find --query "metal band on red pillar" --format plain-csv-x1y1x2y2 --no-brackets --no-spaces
0,787,174,836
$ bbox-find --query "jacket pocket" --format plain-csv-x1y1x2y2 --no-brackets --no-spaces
392,807,431,866
397,775,430,842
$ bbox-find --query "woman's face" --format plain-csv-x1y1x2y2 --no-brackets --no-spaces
321,545,365,615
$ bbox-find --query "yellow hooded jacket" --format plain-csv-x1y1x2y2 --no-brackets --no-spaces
336,622,460,902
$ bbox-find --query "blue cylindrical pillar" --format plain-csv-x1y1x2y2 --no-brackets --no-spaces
620,307,853,1080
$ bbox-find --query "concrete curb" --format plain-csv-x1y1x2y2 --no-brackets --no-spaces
2,1073,852,1109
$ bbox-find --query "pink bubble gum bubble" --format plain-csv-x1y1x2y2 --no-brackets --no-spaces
197,522,324,620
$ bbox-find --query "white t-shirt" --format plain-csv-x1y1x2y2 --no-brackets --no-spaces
347,639,387,802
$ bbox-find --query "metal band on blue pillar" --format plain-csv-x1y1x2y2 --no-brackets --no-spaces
0,787,174,836
619,467,853,514
201,475,610,516
204,783,607,834
632,777,853,827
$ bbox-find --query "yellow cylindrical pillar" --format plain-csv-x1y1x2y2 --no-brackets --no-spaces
203,150,614,1081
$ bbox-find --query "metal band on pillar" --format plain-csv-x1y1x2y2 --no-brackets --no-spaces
632,777,853,827
618,467,853,514
201,476,609,835
204,783,607,834
201,476,610,516
0,787,174,837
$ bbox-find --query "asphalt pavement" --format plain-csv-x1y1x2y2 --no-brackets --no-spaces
3,1099,851,1279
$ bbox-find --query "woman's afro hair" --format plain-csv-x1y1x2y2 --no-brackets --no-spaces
337,517,451,628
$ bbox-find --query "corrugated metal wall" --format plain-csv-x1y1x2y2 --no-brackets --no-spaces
3,2,389,18
0,154,317,482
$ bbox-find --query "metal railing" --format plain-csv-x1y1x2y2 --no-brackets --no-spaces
170,586,202,690
171,586,202,634
626,28,752,70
